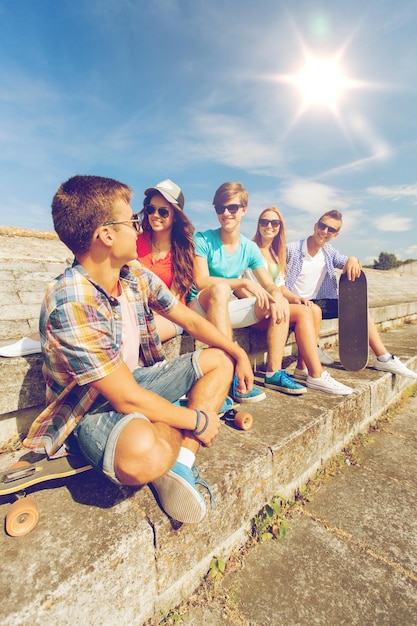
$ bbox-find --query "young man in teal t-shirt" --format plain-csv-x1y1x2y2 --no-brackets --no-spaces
188,182,305,401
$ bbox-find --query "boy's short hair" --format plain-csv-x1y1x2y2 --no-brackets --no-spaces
318,209,343,223
213,182,248,209
52,175,132,254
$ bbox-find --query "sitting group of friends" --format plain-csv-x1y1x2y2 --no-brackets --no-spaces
3,175,416,525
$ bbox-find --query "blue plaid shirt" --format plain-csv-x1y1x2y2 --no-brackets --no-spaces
285,239,348,299
24,260,177,457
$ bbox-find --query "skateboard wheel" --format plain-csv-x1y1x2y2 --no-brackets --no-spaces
5,497,39,537
9,461,32,471
233,411,253,431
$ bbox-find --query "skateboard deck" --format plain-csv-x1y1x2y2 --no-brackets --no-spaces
1,453,92,536
339,271,369,371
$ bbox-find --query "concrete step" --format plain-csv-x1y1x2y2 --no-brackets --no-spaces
1,321,416,625
0,227,72,340
2,300,417,452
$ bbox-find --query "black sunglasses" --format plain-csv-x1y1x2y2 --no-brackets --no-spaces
103,213,141,232
259,218,281,228
145,204,170,218
317,220,339,234
214,203,244,215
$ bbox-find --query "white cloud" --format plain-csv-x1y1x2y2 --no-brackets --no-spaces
367,183,417,204
372,213,413,232
181,112,285,174
280,178,349,215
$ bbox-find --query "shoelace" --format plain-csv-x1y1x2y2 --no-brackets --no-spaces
192,465,217,507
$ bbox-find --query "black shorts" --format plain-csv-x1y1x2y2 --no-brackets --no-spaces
312,298,339,320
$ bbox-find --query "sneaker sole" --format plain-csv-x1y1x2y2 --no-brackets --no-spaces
264,383,307,395
0,349,41,357
231,391,266,403
151,471,206,524
306,382,352,395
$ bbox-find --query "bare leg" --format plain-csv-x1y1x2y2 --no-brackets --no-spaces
114,348,233,484
197,283,234,338
252,300,290,372
291,304,323,377
368,312,387,357
114,419,182,485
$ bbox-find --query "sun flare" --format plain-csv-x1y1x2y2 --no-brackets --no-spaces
270,48,366,125
294,57,350,110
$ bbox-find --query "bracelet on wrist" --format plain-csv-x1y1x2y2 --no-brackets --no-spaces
193,409,209,436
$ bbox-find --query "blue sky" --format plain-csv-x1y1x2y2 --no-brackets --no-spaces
1,0,417,264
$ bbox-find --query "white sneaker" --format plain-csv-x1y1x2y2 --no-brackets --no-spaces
375,355,417,379
293,367,308,381
0,337,42,358
318,347,334,366
306,371,353,395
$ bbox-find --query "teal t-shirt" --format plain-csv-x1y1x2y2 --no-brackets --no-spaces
188,228,265,302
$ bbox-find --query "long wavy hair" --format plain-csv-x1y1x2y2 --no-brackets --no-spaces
140,191,195,299
253,206,287,276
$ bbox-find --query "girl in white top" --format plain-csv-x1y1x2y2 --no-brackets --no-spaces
249,207,353,395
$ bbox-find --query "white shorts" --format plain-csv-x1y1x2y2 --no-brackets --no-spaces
188,293,260,329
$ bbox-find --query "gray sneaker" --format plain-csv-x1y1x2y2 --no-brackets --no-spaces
318,346,334,366
375,355,417,379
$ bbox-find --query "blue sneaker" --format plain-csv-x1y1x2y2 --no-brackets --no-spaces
219,396,234,414
264,370,307,395
174,396,234,414
151,462,214,524
229,374,266,403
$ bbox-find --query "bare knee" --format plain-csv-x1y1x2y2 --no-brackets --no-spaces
114,419,181,486
207,282,232,307
198,347,234,379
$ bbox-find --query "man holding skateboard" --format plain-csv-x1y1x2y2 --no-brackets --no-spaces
286,210,417,379
23,175,254,525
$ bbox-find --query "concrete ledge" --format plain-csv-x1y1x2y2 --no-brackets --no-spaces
2,300,417,450
1,322,417,625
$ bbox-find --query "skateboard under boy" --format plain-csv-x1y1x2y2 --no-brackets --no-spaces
0,453,92,537
338,271,369,371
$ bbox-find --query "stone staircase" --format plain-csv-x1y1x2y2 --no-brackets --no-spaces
1,227,417,625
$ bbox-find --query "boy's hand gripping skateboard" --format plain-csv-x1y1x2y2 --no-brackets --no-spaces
338,270,369,371
0,453,92,537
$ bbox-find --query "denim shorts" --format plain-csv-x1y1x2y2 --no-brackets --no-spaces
72,350,203,484
189,293,260,328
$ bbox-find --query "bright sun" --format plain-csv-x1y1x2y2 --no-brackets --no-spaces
294,57,350,111
271,49,363,124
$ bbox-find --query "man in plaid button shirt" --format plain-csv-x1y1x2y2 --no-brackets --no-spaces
24,175,253,524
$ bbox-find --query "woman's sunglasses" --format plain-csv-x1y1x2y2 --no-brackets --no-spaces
145,204,170,218
259,218,281,228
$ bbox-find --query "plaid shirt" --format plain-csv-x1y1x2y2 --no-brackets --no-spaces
23,260,177,457
286,239,348,299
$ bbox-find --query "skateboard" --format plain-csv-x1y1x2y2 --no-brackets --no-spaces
0,453,92,537
338,271,369,371
219,400,253,431
174,397,253,431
